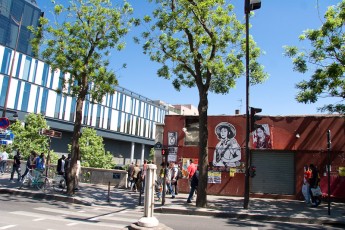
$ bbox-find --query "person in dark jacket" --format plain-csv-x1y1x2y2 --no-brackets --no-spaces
57,155,66,175
187,168,199,203
10,150,21,182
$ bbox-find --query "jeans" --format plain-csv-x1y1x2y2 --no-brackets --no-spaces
187,186,197,201
0,160,7,173
167,182,175,197
10,165,21,181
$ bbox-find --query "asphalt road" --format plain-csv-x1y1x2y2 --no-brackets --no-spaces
0,195,342,230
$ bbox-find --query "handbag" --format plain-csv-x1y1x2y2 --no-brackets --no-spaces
311,186,322,196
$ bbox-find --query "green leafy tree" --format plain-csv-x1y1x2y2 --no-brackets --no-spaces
9,113,49,159
284,1,345,114
29,0,135,194
139,0,267,207
68,127,114,169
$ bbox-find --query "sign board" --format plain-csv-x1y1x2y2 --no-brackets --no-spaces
113,173,121,179
0,117,10,129
40,129,62,138
154,141,162,150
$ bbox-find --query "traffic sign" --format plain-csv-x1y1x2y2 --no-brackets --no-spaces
0,117,10,129
40,129,62,138
154,142,162,150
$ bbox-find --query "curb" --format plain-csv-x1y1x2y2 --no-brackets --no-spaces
0,188,92,206
155,206,345,227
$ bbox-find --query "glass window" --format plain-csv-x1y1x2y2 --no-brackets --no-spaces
40,88,48,115
1,48,11,74
14,80,21,109
22,56,31,81
34,86,40,113
0,75,8,106
54,93,62,119
21,82,31,111
70,98,76,122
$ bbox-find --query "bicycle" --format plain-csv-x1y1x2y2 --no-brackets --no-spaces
19,168,51,192
52,174,66,192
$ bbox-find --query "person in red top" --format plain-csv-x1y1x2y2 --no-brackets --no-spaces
302,165,312,204
187,159,197,180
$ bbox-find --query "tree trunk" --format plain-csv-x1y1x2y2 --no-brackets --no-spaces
66,96,84,195
196,90,208,208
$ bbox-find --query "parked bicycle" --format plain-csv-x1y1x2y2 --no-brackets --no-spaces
19,168,50,192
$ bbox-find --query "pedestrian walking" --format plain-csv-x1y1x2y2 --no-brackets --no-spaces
187,167,199,203
141,159,148,194
21,151,37,180
10,150,22,182
0,149,9,174
309,164,321,207
127,162,134,189
57,155,66,175
166,162,177,199
302,165,311,204
131,163,141,192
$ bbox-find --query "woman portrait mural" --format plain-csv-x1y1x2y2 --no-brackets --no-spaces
252,124,272,149
212,122,241,167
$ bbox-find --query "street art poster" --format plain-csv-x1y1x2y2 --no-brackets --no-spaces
182,158,198,178
208,171,221,183
252,124,272,149
339,167,345,176
168,154,177,162
229,168,236,177
212,122,241,168
168,131,177,146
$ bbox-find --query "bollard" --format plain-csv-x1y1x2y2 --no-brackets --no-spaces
137,164,159,227
107,181,111,203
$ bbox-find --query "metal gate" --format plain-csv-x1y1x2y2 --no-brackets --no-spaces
251,151,295,195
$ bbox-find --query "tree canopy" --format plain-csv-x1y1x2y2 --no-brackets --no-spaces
139,0,267,207
284,0,345,114
69,127,114,169
29,0,135,194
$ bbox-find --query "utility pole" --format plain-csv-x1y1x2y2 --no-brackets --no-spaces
243,0,261,210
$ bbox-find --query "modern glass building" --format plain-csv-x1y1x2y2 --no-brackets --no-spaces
0,43,168,164
0,0,168,165
0,0,42,56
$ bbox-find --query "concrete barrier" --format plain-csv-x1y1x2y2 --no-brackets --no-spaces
4,160,128,188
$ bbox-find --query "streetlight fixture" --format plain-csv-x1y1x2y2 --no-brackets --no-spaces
2,14,23,118
244,0,261,209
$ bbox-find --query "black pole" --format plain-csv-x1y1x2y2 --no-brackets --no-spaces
327,130,331,215
243,0,250,209
162,153,168,205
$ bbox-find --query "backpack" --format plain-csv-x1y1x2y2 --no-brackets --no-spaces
177,168,183,180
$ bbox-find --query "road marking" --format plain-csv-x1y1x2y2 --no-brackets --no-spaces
66,223,78,226
33,218,45,221
251,227,259,230
34,207,139,222
10,211,133,229
0,225,16,229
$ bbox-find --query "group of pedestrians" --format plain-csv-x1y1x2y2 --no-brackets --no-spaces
302,163,322,207
127,159,148,193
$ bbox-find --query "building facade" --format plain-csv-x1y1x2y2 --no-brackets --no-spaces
162,115,345,201
0,0,42,56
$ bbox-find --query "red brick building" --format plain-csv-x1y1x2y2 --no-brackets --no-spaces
162,115,345,201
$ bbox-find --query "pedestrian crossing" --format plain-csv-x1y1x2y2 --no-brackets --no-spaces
3,205,144,229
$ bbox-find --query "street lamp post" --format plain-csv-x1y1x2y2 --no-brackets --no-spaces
2,14,23,118
243,0,261,209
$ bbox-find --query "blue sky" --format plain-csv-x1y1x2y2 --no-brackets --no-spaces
36,0,341,116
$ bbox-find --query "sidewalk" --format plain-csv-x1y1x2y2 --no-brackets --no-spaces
1,173,344,227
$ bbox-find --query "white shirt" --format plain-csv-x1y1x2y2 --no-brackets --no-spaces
0,151,8,161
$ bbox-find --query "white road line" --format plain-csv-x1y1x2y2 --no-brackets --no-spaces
10,211,130,229
251,227,259,230
34,207,139,222
0,225,16,230
66,223,78,226
33,218,46,221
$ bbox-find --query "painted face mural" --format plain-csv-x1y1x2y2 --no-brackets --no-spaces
252,124,272,149
213,122,241,167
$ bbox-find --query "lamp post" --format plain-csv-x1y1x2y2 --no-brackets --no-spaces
243,0,261,209
2,14,23,118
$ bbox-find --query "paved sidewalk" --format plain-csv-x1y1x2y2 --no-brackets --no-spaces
1,173,344,228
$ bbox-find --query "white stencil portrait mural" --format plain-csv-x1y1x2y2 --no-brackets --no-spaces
212,122,241,167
